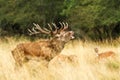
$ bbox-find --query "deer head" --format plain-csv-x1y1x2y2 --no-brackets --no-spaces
28,22,74,42
94,48,99,53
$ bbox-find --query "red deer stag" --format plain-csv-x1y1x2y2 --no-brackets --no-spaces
12,22,75,66
94,48,115,60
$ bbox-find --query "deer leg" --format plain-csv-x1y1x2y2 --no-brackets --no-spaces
12,48,26,67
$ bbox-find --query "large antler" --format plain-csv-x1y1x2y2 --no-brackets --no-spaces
28,22,69,35
28,23,53,35
58,22,68,32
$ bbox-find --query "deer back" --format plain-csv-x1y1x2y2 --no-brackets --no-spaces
98,51,115,59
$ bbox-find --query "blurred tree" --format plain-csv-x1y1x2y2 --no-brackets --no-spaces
0,0,65,36
0,0,120,40
66,0,120,40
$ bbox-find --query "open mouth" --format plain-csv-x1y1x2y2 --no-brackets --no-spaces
69,31,74,39
71,36,75,39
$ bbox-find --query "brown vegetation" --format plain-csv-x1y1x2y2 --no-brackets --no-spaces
53,54,78,62
48,54,79,68
94,48,116,60
11,22,75,66
1,38,120,80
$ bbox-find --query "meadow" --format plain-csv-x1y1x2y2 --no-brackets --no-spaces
0,37,120,80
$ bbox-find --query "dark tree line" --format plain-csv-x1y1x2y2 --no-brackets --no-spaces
0,0,120,41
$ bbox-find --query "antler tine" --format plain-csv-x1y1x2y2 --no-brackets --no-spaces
47,23,52,30
52,23,57,29
43,27,51,32
28,29,33,35
66,22,68,28
33,23,50,34
62,22,68,30
28,26,40,35
52,23,58,34
59,22,63,27
58,22,64,31
32,27,39,33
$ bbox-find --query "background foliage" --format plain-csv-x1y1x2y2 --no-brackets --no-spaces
0,0,120,41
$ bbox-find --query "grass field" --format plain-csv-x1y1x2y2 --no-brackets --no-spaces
0,37,120,80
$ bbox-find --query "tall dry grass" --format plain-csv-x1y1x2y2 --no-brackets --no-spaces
0,37,120,80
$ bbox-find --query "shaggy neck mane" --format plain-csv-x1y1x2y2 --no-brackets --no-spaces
49,39,66,54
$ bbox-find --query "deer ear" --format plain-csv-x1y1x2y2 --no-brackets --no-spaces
70,31,74,34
